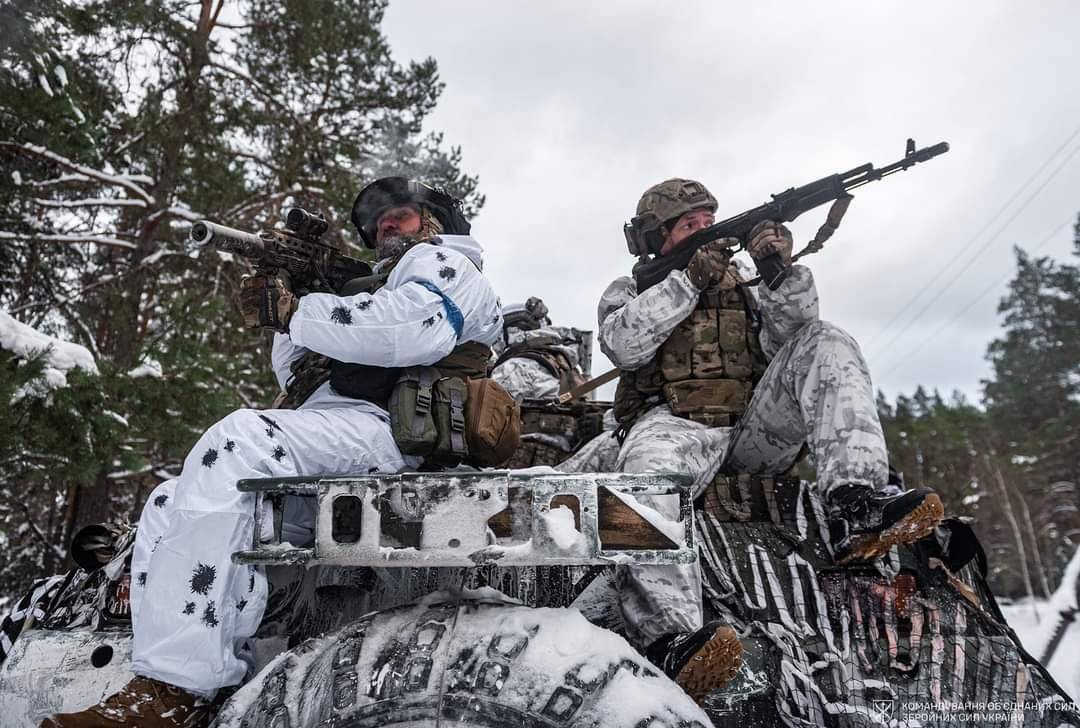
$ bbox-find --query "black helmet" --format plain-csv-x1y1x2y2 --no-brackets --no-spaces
70,523,119,571
350,177,471,248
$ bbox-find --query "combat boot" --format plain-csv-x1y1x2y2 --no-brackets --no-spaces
648,622,743,705
40,675,220,727
825,483,944,564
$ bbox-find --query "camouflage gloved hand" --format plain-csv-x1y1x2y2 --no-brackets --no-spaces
685,239,733,290
238,271,299,333
747,220,794,267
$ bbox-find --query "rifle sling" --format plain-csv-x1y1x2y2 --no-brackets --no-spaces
792,193,853,263
557,367,620,404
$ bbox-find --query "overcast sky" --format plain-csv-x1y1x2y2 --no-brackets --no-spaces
381,1,1080,403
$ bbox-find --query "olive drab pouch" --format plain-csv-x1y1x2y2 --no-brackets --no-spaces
464,378,521,467
388,367,440,456
389,369,517,466
433,376,470,463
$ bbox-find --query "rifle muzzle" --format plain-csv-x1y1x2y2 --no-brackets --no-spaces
189,220,267,257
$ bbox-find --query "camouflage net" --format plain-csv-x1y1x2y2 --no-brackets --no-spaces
696,475,1079,727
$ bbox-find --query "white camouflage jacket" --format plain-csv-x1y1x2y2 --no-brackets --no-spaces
272,235,503,410
598,260,819,370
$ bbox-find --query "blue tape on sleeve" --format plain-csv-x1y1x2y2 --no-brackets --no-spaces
417,280,464,340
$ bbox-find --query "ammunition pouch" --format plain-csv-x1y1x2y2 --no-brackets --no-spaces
507,398,613,467
388,367,520,468
521,410,577,442
663,379,751,427
464,377,521,466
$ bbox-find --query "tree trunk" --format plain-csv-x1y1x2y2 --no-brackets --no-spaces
1013,478,1053,599
984,454,1039,621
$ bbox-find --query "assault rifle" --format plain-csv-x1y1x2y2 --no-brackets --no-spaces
632,139,950,292
189,207,373,294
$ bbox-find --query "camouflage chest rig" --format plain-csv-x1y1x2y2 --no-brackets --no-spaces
275,244,491,411
613,264,767,433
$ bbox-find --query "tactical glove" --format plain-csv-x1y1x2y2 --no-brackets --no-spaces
239,271,299,333
747,220,793,267
685,239,734,290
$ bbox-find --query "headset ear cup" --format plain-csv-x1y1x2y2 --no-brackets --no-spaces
644,228,666,256
624,221,642,256
625,215,667,257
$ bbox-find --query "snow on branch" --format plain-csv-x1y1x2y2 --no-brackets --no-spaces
34,197,148,209
1,311,98,400
222,185,327,222
27,174,93,188
0,230,136,250
27,173,155,189
147,204,201,223
1,141,155,204
0,311,98,374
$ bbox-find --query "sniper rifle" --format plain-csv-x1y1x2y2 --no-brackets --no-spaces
189,207,372,294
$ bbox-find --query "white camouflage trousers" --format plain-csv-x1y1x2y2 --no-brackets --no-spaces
128,406,406,696
613,320,888,648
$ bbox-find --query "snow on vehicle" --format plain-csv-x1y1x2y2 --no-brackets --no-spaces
2,471,1078,727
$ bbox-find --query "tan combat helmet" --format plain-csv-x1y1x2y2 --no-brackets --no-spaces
624,178,717,257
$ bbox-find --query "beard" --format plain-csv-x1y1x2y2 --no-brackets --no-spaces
375,233,416,262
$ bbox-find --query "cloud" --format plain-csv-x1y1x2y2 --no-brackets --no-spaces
383,0,1080,402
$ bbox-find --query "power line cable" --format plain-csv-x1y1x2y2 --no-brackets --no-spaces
874,218,1072,382
868,137,1080,361
864,123,1080,353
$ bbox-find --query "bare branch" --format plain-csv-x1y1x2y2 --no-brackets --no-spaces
17,502,68,563
112,133,146,157
232,150,287,176
207,63,297,121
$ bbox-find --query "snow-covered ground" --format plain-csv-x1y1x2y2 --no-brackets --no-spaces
999,546,1080,701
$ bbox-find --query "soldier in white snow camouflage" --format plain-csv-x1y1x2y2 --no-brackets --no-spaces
42,179,505,728
491,297,617,469
603,177,945,704
490,296,586,400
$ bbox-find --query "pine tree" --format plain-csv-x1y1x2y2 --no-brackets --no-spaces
982,223,1080,592
0,0,480,599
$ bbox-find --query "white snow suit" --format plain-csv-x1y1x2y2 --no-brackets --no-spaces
129,236,503,696
489,315,585,400
599,261,888,648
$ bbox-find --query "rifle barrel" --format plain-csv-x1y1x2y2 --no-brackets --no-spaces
189,220,268,257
